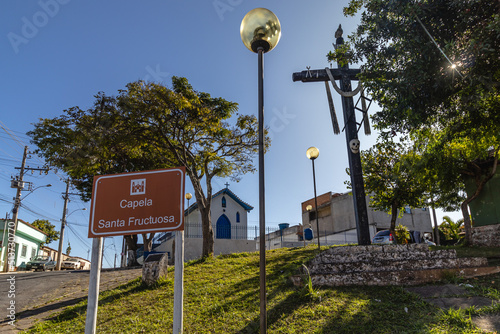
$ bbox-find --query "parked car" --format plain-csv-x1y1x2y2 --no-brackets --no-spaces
28,255,56,271
372,230,396,245
16,262,27,271
424,239,436,246
61,257,82,270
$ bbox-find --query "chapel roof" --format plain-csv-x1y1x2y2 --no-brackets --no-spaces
185,187,254,215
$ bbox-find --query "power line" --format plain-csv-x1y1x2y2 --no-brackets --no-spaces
19,202,60,222
0,120,27,149
66,223,91,249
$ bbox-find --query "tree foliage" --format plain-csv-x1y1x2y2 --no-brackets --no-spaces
342,0,500,244
31,219,60,246
357,138,428,234
344,0,499,131
439,215,464,243
394,224,410,244
411,124,499,244
29,77,264,258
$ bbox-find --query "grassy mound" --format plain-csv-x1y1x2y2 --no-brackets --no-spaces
26,245,498,333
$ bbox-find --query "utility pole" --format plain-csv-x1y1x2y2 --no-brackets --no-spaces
56,180,70,270
3,146,50,272
292,26,372,245
3,146,28,272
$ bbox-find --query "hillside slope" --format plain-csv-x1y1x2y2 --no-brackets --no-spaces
26,245,499,333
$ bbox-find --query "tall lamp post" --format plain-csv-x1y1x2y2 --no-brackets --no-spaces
185,193,192,237
240,8,281,334
306,147,321,250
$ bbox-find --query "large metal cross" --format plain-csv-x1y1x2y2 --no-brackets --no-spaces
292,30,371,245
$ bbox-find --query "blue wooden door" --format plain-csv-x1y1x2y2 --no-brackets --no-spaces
216,214,231,239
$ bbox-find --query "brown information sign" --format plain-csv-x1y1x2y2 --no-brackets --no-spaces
88,167,186,238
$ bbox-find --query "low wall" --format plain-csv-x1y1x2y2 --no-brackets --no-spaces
290,244,498,286
472,224,500,247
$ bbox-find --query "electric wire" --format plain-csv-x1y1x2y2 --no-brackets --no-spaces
0,120,26,149
66,223,91,249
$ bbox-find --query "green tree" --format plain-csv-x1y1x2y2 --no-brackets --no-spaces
355,138,428,236
31,219,60,246
439,216,464,243
412,126,499,244
66,242,71,256
339,0,499,244
394,224,410,244
29,77,263,258
29,94,155,264
342,0,499,131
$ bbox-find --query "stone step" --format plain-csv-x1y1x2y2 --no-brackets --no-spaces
293,245,497,286
311,249,458,265
309,257,489,274
290,266,500,287
318,244,431,255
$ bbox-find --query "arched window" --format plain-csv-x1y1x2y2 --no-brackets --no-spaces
236,212,240,223
222,196,226,208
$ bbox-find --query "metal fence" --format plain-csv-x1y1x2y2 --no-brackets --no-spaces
151,223,360,249
184,223,282,240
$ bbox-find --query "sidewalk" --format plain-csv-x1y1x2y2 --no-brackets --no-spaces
0,267,142,333
406,284,500,333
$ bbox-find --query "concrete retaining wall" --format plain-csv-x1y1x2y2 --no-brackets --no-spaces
291,244,498,286
473,224,500,247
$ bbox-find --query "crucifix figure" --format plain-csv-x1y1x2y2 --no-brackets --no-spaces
292,25,372,245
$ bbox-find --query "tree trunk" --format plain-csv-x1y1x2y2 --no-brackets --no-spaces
200,206,214,258
461,201,473,245
142,233,155,252
124,234,139,266
127,250,137,267
188,170,215,259
389,202,399,239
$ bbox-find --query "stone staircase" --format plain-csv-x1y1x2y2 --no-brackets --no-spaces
290,244,500,286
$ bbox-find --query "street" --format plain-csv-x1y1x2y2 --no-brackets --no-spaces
0,267,141,333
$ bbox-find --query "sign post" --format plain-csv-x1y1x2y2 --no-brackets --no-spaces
173,230,184,333
85,237,102,334
85,167,185,334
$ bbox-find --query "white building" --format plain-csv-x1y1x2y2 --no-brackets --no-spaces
300,191,433,245
0,219,47,271
154,186,257,261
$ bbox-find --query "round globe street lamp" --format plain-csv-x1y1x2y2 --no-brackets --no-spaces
306,147,321,250
241,8,281,333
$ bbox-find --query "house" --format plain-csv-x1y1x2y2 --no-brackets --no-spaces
300,191,433,244
39,246,91,270
0,219,47,271
154,186,257,261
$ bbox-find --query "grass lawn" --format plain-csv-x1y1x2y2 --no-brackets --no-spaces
25,245,500,333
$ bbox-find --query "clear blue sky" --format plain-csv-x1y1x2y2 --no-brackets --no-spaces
0,1,461,267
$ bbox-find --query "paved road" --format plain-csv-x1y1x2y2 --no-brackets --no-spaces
0,268,141,333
